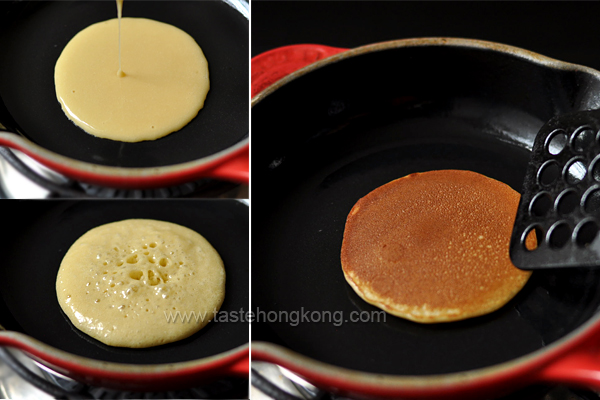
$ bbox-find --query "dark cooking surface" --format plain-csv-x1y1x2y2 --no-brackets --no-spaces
251,45,600,375
0,0,248,168
0,200,249,364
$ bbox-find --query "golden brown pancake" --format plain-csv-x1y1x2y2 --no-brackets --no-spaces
341,170,533,323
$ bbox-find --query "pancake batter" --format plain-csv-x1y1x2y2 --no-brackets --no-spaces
56,219,225,348
341,170,533,323
54,16,210,142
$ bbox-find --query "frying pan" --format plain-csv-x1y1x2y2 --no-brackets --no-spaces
0,199,249,391
251,38,600,399
0,0,248,189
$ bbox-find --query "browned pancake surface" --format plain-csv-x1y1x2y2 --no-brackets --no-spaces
341,170,532,323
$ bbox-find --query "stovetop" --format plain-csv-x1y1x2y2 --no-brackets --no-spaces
0,348,248,399
251,361,600,400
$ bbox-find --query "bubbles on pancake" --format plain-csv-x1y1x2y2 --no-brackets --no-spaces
56,219,225,348
89,237,195,302
129,270,143,280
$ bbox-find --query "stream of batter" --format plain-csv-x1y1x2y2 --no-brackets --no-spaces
54,0,210,142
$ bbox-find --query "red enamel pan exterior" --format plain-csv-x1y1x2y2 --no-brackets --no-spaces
0,331,248,391
0,134,249,189
251,44,347,98
251,38,600,399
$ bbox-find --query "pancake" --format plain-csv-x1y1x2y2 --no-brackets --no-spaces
341,170,533,323
56,219,225,348
54,17,210,142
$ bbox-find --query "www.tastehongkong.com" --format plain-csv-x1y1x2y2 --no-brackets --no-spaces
164,308,386,326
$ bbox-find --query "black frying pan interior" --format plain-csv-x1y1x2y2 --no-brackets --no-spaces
0,0,248,168
0,199,249,364
251,46,600,375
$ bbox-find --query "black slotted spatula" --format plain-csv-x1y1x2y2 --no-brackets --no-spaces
510,110,600,269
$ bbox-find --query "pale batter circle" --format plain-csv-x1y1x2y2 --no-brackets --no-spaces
54,18,210,142
56,219,225,348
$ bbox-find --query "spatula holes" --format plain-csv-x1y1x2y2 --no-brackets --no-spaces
548,222,571,249
556,189,579,215
529,192,552,217
572,126,595,152
546,129,568,155
584,187,600,215
565,158,587,185
590,155,600,182
538,160,561,186
575,220,599,247
523,226,544,251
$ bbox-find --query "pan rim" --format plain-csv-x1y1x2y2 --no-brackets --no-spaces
0,331,248,390
251,309,600,393
251,36,600,108
0,133,249,187
0,330,248,374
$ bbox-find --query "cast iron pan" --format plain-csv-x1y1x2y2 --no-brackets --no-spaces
251,39,600,398
0,199,248,389
0,0,248,187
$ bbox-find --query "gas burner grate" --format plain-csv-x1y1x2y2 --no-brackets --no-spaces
0,348,248,399
251,362,600,400
73,378,248,399
77,179,240,199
